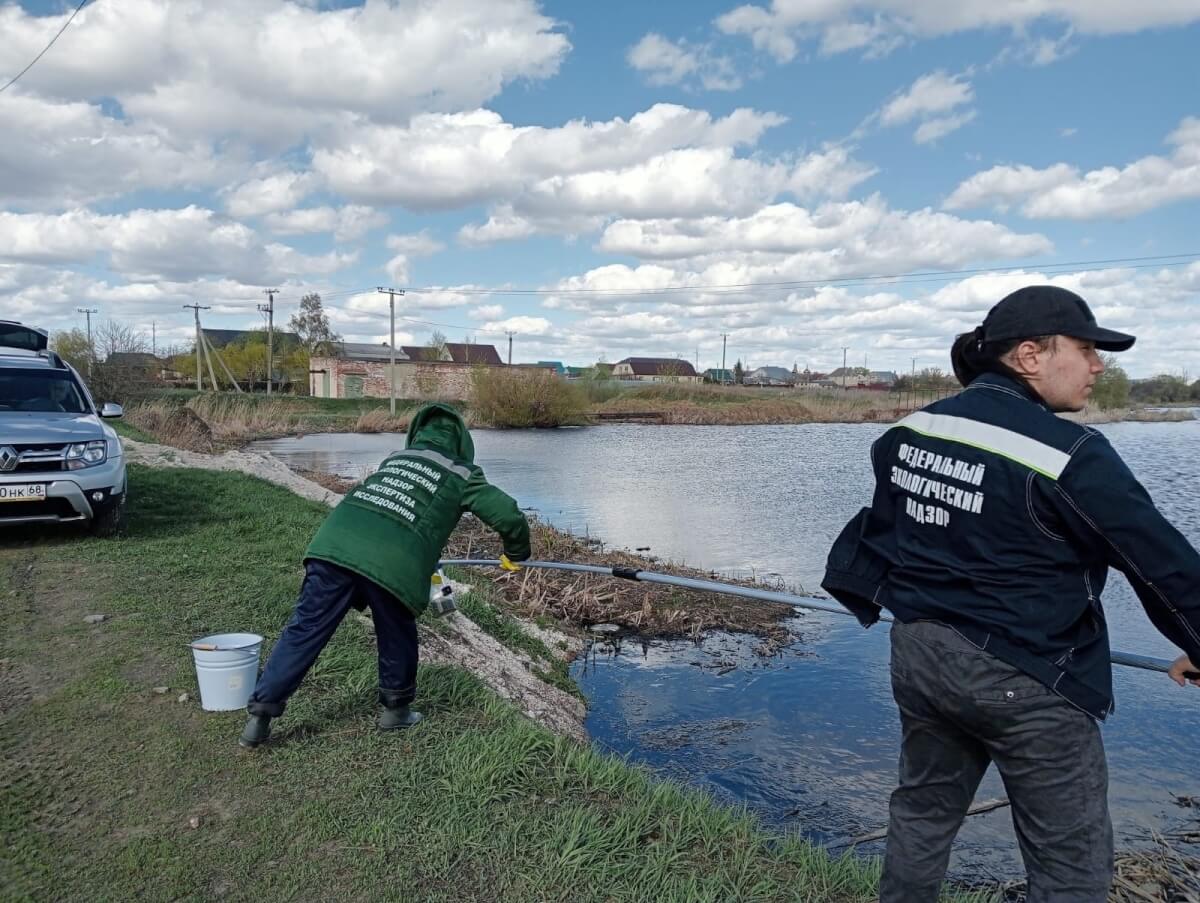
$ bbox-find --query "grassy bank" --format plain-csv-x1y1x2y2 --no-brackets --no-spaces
122,390,420,448
1,465,975,903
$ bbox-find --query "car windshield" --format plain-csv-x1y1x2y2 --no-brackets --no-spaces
0,369,89,414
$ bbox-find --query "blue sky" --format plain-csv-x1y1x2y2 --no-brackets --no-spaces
2,0,1198,375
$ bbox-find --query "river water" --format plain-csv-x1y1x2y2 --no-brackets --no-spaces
253,422,1200,879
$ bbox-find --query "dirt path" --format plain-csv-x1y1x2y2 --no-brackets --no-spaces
121,438,586,741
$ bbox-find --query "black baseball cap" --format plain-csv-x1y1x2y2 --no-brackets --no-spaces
981,285,1135,351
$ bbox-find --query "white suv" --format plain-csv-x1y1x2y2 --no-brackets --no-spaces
0,321,127,536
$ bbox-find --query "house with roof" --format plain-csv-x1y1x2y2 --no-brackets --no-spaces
611,357,702,383
201,328,301,349
703,368,735,385
310,341,507,401
744,365,795,387
400,343,504,365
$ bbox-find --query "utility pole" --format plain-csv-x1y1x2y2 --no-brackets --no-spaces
183,304,211,391
505,330,516,366
720,333,729,382
842,347,848,390
259,289,278,395
152,321,157,358
76,307,98,375
376,287,405,415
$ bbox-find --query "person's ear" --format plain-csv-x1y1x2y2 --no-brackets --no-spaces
1009,340,1043,376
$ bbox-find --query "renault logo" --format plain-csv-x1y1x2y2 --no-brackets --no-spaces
0,446,17,473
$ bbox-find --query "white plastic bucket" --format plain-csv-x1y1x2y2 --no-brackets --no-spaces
190,633,263,711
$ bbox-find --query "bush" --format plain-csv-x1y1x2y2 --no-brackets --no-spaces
469,367,589,428
1091,355,1130,410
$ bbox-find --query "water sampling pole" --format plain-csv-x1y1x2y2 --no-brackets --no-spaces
438,558,1198,678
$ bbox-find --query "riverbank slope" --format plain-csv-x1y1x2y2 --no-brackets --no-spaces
1,463,933,903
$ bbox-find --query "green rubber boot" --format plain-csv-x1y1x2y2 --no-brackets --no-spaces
238,714,272,749
378,706,423,730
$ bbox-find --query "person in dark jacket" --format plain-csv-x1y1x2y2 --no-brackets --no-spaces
239,402,531,749
823,285,1200,902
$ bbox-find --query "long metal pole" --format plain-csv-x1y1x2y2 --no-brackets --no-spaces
439,558,1190,676
389,290,396,416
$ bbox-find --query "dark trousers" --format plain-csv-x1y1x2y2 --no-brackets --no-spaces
247,559,419,718
881,620,1112,903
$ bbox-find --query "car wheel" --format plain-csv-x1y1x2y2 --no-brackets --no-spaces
91,496,127,537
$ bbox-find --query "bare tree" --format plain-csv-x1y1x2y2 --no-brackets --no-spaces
93,319,148,361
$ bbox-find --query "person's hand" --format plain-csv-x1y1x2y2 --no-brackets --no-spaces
1167,655,1200,687
499,554,522,572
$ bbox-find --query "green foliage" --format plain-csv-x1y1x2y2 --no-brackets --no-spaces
1130,373,1192,404
51,327,91,371
1091,354,1131,410
288,292,340,354
469,366,589,428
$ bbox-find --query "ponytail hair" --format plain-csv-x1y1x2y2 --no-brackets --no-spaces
950,327,992,387
950,328,1056,388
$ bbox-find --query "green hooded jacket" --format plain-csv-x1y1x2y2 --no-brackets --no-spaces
305,402,531,615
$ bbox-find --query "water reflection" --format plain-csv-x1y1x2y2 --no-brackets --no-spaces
254,421,1200,878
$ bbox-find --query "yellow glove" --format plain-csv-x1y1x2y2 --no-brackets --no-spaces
499,554,522,572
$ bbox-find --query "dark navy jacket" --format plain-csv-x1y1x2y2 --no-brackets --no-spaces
823,372,1200,719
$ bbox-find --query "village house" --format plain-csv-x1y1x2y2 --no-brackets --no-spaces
744,365,794,387
611,357,702,383
309,341,506,400
703,368,735,384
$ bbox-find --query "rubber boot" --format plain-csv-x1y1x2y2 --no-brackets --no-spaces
378,706,423,730
238,714,272,748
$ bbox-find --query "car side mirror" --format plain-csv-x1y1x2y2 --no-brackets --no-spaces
100,402,124,419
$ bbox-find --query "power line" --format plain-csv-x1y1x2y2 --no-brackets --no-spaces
0,0,91,96
387,252,1200,298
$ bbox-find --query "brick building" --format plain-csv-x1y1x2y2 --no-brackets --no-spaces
310,342,507,401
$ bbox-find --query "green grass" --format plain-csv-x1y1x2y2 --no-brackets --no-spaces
0,466,991,902
109,418,158,443
445,570,581,700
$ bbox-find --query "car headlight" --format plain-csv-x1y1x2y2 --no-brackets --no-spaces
66,440,108,469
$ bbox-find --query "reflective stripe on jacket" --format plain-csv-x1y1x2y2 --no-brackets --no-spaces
823,372,1200,718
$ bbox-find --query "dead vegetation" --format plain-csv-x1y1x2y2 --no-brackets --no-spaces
124,396,411,450
445,515,802,650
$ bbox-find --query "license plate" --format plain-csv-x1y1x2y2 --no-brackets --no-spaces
0,484,47,502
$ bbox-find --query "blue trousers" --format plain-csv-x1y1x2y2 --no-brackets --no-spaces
247,559,419,717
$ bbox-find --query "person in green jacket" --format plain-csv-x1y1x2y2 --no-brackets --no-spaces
239,402,531,749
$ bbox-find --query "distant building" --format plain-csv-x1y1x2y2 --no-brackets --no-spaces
401,343,503,365
202,328,301,349
703,368,735,384
536,360,566,375
331,342,411,363
744,365,794,387
611,357,702,383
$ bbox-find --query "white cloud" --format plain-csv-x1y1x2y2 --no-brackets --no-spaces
594,196,1050,266
471,304,505,320
627,33,742,91
913,110,977,144
0,206,354,282
454,143,875,245
314,104,786,209
0,0,570,144
385,232,446,257
716,1,1200,62
381,231,446,286
263,205,389,242
0,93,228,209
879,72,974,126
945,116,1200,218
224,172,317,218
480,315,554,335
